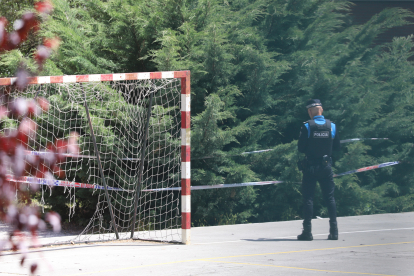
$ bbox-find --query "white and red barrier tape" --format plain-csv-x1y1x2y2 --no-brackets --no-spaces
193,138,388,160
6,174,132,192
142,161,401,192
333,161,399,177
23,138,387,161
25,150,141,161
5,161,400,192
339,138,389,143
141,180,285,192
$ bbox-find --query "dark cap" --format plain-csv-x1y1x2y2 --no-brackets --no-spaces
306,99,322,109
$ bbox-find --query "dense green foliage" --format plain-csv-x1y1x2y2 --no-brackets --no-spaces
1,0,414,226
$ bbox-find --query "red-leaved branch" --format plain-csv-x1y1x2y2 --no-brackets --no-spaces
0,1,78,274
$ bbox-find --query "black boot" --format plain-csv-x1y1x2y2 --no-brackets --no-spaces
297,223,313,241
328,222,338,240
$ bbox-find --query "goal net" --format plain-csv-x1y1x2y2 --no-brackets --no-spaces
0,71,191,244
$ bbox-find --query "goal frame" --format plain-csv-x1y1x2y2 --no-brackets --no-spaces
0,70,191,244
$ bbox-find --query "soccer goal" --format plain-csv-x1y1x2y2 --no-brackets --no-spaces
0,71,191,244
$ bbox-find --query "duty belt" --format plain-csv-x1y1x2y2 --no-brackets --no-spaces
306,155,332,166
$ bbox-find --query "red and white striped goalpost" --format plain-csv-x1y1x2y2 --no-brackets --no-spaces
180,71,191,244
0,70,191,244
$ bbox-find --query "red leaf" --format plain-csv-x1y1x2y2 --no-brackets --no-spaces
43,37,60,50
27,100,38,118
19,118,38,135
35,1,53,14
35,170,44,179
53,165,65,178
34,45,51,69
0,17,8,50
16,131,29,145
38,163,48,174
0,137,6,152
14,13,37,42
22,13,37,30
36,97,49,112
30,263,38,273
46,142,56,152
55,139,67,151
14,21,27,42
1,137,16,155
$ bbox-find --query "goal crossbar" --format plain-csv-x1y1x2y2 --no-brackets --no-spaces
0,71,189,85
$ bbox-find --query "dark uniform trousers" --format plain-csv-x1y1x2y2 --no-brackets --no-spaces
302,162,337,226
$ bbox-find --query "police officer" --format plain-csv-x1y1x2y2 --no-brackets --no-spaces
297,99,340,241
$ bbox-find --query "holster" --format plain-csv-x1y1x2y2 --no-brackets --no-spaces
322,155,332,167
298,155,332,172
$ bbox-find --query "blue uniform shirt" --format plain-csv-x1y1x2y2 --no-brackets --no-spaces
304,115,336,139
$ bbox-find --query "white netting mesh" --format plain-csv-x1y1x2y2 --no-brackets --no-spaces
0,78,182,243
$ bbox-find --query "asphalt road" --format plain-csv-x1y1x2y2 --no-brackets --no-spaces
0,212,413,276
